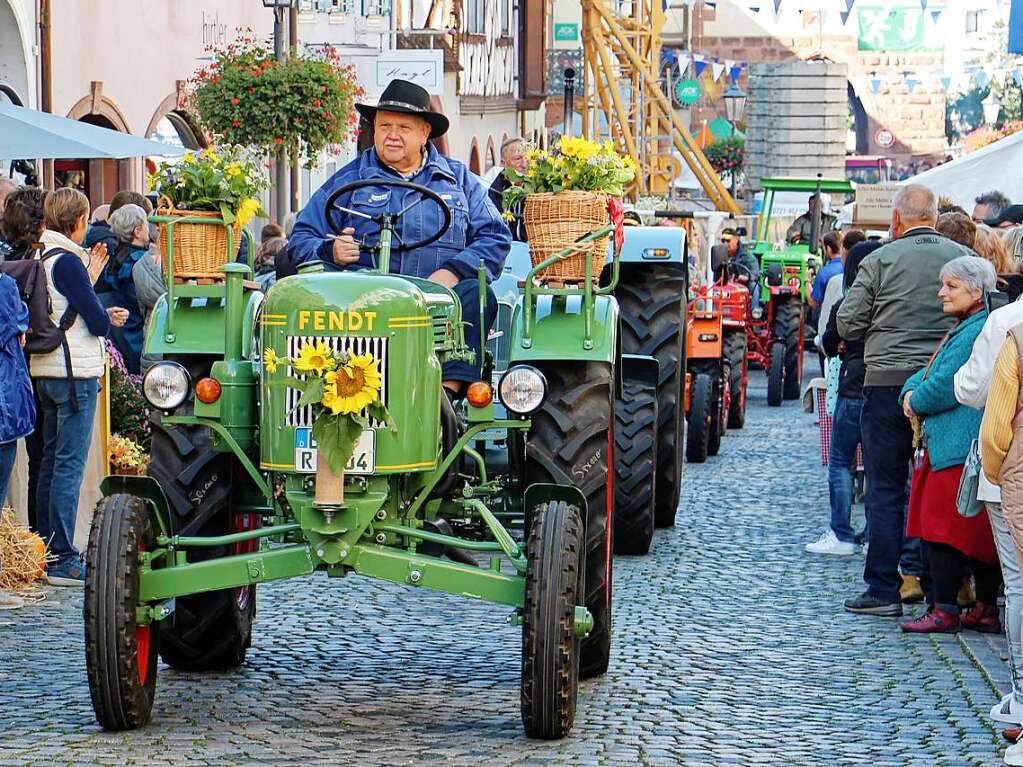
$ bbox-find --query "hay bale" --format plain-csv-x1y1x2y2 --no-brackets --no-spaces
0,507,49,592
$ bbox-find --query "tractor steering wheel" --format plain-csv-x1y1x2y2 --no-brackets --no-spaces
730,262,757,283
323,177,452,254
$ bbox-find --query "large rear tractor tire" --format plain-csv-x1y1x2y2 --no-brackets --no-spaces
613,380,657,556
723,330,747,429
149,357,254,672
774,299,803,400
85,494,159,731
615,265,686,528
521,500,584,739
526,362,614,679
686,373,712,463
767,341,785,407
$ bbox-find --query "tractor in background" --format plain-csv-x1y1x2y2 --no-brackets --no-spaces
748,176,855,405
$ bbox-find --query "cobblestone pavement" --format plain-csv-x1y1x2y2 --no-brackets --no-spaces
0,369,1013,765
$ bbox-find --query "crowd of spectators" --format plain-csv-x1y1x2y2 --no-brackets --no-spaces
810,185,1023,765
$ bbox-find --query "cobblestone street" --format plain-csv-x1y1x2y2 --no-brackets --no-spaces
0,370,1014,766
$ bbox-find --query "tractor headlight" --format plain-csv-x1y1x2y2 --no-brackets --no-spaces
143,361,191,411
499,365,547,415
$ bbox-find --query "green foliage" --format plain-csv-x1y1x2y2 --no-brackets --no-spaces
313,411,367,474
149,146,268,225
704,137,745,176
188,33,363,167
106,341,150,451
503,136,637,210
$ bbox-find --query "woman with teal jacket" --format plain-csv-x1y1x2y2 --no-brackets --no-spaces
900,255,999,634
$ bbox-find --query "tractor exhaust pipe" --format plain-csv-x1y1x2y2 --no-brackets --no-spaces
563,68,576,138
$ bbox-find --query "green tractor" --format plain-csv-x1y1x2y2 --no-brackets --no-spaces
748,176,854,405
84,178,632,739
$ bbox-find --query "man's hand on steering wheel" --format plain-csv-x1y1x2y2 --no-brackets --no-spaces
332,227,360,267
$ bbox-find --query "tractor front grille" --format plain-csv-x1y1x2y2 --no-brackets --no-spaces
284,335,389,427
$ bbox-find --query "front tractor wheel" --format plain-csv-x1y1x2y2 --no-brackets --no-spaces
85,494,159,731
774,299,803,400
613,380,657,556
521,500,584,739
686,373,713,463
526,362,614,679
723,330,748,429
707,366,727,458
767,341,785,407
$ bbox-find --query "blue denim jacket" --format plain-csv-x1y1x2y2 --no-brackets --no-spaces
289,145,511,282
0,274,35,443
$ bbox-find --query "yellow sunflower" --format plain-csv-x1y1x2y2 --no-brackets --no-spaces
321,354,382,415
263,347,279,374
293,339,335,375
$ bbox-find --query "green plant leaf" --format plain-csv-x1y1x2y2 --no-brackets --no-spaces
313,413,364,473
296,376,325,407
367,400,398,434
219,202,236,224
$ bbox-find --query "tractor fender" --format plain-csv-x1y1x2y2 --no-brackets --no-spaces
621,353,659,389
523,482,588,521
143,289,263,359
616,226,687,265
508,293,619,366
100,475,173,539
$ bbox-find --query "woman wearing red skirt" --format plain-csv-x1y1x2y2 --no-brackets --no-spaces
900,256,1000,633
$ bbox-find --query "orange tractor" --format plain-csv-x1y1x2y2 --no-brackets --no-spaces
684,244,749,462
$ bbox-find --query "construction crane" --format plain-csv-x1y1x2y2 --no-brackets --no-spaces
579,0,741,214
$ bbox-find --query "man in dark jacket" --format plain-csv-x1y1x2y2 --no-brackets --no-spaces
488,137,527,242
837,184,973,617
806,240,881,557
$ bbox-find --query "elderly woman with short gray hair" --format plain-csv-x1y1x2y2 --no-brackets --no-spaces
105,203,154,373
899,255,1001,634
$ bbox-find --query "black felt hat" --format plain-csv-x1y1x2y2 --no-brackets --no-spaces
984,204,1023,228
355,79,449,139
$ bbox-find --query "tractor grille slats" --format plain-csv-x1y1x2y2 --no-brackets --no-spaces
285,335,388,427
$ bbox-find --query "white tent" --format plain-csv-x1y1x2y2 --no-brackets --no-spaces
900,130,1023,208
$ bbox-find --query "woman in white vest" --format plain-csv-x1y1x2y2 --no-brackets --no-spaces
34,188,127,586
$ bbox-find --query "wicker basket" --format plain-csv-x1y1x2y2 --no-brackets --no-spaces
155,196,242,281
524,191,610,283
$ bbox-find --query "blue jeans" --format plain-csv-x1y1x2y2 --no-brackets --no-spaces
0,440,16,507
444,278,498,384
828,396,862,543
861,385,916,603
35,378,98,568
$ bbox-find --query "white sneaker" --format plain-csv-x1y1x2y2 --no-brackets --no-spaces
992,692,1023,724
805,530,856,556
1005,738,1023,766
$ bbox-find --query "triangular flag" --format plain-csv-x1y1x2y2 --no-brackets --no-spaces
919,0,927,8
711,62,725,81
724,59,735,71
939,76,951,91
846,0,856,9
870,78,882,94
678,59,690,78
840,9,851,25
749,6,760,12
773,0,782,13
694,60,707,78
930,9,941,23
906,77,918,93
730,65,742,82
1014,68,1023,89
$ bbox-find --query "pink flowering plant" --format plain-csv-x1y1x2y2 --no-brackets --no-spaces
188,31,364,166
106,340,151,450
705,137,745,177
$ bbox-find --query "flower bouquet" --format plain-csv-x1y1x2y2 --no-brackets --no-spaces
503,136,636,283
264,340,395,504
109,434,150,476
148,145,268,280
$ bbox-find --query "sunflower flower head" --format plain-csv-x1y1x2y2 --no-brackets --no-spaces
293,339,335,375
321,353,382,415
263,347,279,374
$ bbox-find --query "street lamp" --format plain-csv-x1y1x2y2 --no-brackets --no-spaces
722,83,747,199
263,0,293,223
983,89,1001,125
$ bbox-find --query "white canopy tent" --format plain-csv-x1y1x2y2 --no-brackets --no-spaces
900,130,1023,209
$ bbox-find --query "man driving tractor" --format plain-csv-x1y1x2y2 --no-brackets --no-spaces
786,194,837,244
289,79,510,396
721,226,760,310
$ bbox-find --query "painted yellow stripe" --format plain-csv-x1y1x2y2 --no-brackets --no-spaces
388,322,430,329
260,321,287,327
389,316,430,322
376,460,437,471
261,461,294,469
263,313,286,319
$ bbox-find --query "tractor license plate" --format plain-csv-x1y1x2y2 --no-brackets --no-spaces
294,427,375,475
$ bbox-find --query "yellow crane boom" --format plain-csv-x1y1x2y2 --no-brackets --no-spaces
580,0,740,214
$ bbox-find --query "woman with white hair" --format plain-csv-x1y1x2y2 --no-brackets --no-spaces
900,255,1000,634
105,203,153,373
